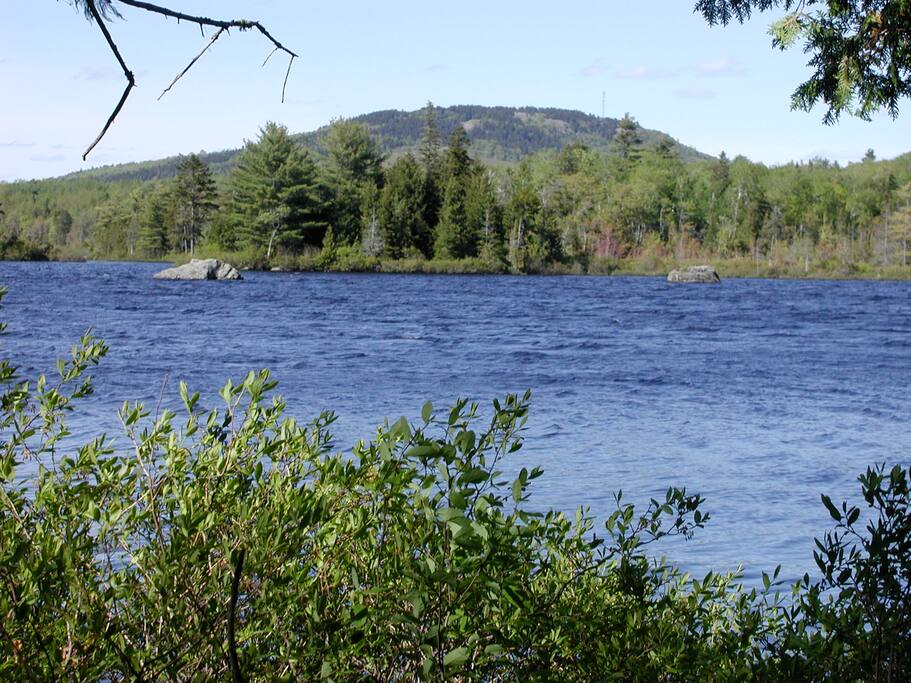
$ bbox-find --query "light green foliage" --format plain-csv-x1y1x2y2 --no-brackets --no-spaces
3,118,911,275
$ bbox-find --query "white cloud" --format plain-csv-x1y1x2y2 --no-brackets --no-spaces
691,57,747,78
614,65,676,80
577,59,611,78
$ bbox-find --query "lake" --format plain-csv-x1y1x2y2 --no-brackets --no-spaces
4,261,910,584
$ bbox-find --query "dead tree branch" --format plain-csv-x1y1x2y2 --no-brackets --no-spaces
83,0,135,160
81,0,298,159
158,26,227,101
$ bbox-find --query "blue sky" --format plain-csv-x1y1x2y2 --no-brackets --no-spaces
2,0,910,181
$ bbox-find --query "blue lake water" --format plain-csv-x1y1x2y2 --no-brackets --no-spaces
3,261,910,584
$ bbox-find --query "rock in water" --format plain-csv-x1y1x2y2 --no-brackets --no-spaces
667,265,720,284
153,259,243,281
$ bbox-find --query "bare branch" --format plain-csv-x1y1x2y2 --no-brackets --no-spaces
158,27,226,101
81,0,298,158
83,0,135,160
114,0,298,60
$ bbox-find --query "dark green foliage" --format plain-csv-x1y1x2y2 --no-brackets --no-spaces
171,154,218,255
322,119,385,245
226,122,328,256
695,1,911,121
3,116,911,274
136,185,172,257
612,112,643,163
378,154,431,258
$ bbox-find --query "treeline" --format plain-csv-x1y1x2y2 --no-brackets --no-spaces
2,104,910,275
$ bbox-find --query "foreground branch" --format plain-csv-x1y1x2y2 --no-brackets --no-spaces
83,0,135,160
82,0,298,159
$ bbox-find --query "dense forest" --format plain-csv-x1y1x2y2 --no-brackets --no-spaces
1,103,909,277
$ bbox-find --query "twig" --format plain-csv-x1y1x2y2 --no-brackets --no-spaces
83,0,135,160
229,548,246,683
158,27,226,101
154,370,168,422
82,0,298,157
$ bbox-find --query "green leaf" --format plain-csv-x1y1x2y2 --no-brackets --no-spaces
421,400,433,423
821,494,841,521
443,646,468,668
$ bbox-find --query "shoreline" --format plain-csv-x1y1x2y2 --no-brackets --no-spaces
6,254,911,282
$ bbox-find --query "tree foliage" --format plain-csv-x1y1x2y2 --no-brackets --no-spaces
226,122,327,257
694,0,911,121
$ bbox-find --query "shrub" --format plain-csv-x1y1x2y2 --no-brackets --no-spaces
1,287,909,680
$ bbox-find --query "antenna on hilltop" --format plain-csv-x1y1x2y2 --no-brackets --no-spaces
601,91,605,117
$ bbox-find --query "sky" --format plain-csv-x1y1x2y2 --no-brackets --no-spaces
2,1,910,182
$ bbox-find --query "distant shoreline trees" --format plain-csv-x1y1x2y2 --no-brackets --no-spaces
1,107,910,274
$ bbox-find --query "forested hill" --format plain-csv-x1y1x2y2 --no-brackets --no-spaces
61,105,707,183
305,106,709,165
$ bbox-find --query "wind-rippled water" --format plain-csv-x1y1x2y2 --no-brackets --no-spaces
3,261,910,584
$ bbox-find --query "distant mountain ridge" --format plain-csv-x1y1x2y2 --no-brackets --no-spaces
63,105,710,183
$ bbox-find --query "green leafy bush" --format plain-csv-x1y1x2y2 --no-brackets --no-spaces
1,287,909,680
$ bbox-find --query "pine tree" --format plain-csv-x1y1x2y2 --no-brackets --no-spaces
171,154,218,255
465,172,503,262
137,186,172,257
227,122,327,257
443,125,474,183
378,154,429,258
419,102,444,232
323,119,384,245
612,113,642,162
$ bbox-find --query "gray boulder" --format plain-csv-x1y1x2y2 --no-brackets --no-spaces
153,258,243,281
667,265,720,284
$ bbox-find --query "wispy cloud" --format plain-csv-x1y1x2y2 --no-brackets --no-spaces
691,57,747,78
30,153,66,163
427,63,450,72
0,141,34,148
672,87,716,100
589,56,746,83
577,59,611,78
614,65,676,80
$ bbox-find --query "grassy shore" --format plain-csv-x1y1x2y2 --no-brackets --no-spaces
161,246,911,281
10,242,910,280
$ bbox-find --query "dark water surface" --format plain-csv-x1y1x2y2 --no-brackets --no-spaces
4,261,910,583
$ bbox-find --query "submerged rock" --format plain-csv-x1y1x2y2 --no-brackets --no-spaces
153,259,243,281
667,265,720,284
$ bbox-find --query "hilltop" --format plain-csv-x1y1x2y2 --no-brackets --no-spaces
61,105,709,183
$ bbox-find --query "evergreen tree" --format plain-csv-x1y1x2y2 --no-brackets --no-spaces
323,119,384,245
612,113,642,162
419,101,444,233
464,172,503,261
227,122,327,257
171,154,218,255
137,186,172,257
434,176,473,259
378,154,430,258
443,125,474,183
